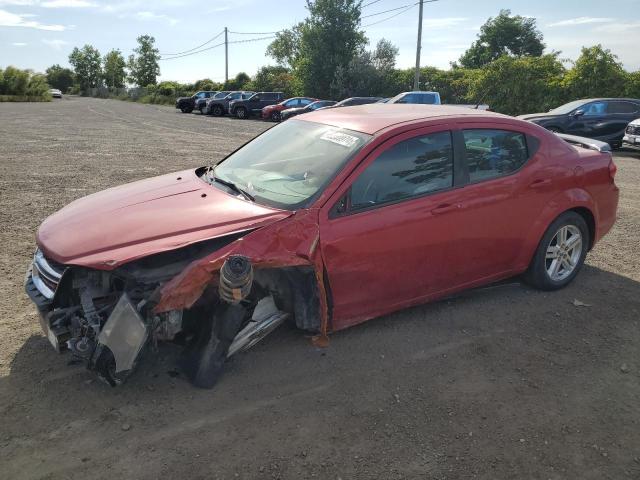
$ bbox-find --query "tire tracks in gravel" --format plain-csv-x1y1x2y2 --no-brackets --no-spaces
85,101,268,143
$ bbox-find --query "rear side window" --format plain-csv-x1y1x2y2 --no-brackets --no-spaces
351,131,453,210
462,129,528,183
609,101,639,114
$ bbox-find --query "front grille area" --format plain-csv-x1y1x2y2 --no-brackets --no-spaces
627,124,640,135
30,249,66,300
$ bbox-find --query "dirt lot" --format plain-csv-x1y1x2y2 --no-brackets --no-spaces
1,97,639,480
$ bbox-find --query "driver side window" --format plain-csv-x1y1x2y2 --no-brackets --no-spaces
350,131,453,211
583,101,607,116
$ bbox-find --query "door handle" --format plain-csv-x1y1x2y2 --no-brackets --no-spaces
431,203,460,215
529,179,551,189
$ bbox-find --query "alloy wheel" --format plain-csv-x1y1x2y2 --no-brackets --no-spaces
545,225,582,281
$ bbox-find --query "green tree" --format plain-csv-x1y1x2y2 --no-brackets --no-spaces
103,49,127,88
468,54,566,115
330,39,399,98
459,9,545,68
626,71,640,98
1,66,30,95
563,45,627,99
246,65,297,96
420,67,481,104
268,0,367,98
223,72,251,90
69,45,102,92
25,73,50,97
128,35,160,87
45,64,74,92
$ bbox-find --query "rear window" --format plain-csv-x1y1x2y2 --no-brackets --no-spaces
462,129,529,183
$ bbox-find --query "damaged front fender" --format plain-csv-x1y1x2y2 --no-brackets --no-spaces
154,209,330,338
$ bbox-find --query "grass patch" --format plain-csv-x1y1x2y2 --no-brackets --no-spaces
0,95,52,102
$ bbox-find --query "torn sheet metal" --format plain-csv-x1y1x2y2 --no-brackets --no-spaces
154,209,331,339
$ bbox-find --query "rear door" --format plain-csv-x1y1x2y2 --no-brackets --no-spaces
608,101,640,139
449,123,557,281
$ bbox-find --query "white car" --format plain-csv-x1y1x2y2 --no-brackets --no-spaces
49,89,62,99
623,118,640,149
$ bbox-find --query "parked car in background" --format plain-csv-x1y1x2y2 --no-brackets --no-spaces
387,91,441,105
25,104,618,389
261,97,317,121
195,91,229,113
318,97,384,110
623,118,640,149
280,100,337,121
49,88,62,99
230,92,285,119
203,91,255,116
518,98,640,148
175,91,218,113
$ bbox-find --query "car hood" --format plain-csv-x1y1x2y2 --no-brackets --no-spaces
37,168,292,269
517,112,560,121
176,96,192,102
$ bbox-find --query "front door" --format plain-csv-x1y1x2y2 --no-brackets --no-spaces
320,128,464,328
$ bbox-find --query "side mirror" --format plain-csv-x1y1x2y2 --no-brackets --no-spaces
573,109,585,117
253,96,260,101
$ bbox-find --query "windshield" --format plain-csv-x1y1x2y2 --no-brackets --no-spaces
213,120,371,210
548,100,588,115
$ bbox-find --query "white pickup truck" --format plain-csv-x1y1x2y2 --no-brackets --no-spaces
386,91,490,110
623,118,640,149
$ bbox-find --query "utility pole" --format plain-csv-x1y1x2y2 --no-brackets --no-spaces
224,27,228,84
413,0,424,91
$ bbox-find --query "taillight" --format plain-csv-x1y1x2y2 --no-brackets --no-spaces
608,158,617,182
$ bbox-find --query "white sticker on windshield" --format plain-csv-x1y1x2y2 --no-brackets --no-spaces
320,131,359,148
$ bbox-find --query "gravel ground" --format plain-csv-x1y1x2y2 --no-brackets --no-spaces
1,97,639,480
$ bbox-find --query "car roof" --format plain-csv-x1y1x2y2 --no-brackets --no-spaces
574,98,640,103
297,104,509,135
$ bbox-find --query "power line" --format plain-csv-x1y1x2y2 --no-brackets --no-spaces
362,0,384,7
363,3,417,26
361,2,417,19
160,29,225,56
159,41,225,60
159,35,276,61
229,30,279,35
229,36,276,44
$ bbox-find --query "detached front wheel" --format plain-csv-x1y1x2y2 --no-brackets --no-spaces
524,211,589,291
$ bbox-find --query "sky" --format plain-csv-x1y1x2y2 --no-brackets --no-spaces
1,0,639,83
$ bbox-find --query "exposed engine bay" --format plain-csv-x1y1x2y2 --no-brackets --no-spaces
25,233,322,388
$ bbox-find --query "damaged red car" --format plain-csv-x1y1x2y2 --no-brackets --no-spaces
25,104,619,388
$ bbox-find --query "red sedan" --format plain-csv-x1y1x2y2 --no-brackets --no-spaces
26,105,619,388
261,96,317,121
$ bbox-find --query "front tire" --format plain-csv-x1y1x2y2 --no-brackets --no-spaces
211,104,223,117
524,211,589,291
270,111,281,122
545,126,563,133
180,106,193,113
235,107,248,119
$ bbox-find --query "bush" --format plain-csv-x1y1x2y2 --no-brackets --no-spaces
0,66,51,101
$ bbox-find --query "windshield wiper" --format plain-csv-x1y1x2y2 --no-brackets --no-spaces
208,168,254,202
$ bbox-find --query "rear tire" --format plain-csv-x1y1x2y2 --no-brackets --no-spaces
524,211,589,291
545,126,563,133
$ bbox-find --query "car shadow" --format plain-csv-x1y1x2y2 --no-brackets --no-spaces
1,264,639,479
